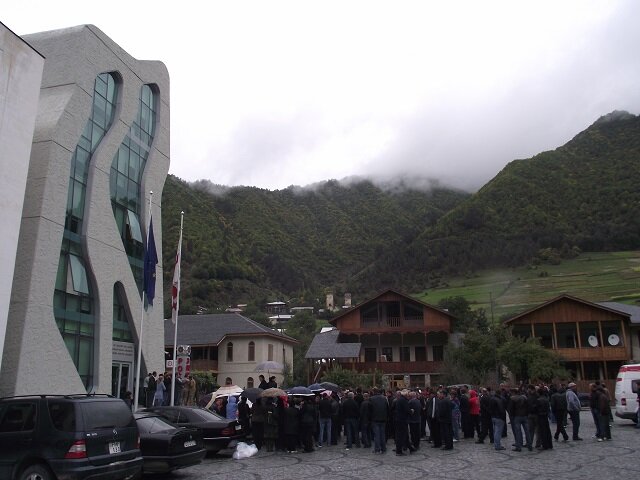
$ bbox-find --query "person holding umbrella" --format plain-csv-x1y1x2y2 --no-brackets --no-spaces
258,375,269,390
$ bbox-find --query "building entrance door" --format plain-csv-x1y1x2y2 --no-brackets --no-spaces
111,362,131,399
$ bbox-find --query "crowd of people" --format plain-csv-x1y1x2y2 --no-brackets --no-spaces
226,381,621,455
143,370,198,407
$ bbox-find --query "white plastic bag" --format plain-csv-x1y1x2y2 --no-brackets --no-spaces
232,441,258,459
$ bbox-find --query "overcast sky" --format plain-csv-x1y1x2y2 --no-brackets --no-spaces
5,1,640,191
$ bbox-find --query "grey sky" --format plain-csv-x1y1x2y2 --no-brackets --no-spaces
5,0,640,191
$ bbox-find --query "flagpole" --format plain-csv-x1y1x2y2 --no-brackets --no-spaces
134,191,153,412
170,211,184,406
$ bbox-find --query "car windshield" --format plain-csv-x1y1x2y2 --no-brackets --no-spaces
136,416,176,434
82,400,135,429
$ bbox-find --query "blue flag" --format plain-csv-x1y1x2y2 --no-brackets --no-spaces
143,216,158,306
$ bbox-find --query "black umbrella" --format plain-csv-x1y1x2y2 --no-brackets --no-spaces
241,387,263,403
308,383,324,392
287,386,314,396
319,381,341,393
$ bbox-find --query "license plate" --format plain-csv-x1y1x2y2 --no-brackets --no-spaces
235,425,242,431
109,441,121,454
184,440,197,448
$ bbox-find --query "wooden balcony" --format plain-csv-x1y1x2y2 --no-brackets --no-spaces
190,359,218,372
361,315,424,329
555,346,629,362
343,360,444,374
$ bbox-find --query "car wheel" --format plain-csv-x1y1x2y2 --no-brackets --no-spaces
20,464,53,480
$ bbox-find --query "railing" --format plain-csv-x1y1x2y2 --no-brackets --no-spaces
190,359,218,372
349,360,444,374
360,315,425,328
555,346,628,361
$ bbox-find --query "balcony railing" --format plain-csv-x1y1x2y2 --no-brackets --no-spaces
360,315,424,328
190,359,218,372
555,346,628,362
344,360,444,374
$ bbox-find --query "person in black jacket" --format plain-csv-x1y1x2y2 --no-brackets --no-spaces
489,390,507,450
507,388,532,451
436,390,454,450
394,390,413,455
317,392,333,447
408,391,422,450
426,390,441,448
283,400,300,452
476,387,493,444
550,386,569,442
536,387,553,450
369,388,389,454
299,397,317,452
360,393,373,448
342,392,360,449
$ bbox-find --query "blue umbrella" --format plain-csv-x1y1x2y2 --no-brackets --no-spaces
287,386,314,396
308,383,324,392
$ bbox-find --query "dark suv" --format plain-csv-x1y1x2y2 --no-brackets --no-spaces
0,394,142,480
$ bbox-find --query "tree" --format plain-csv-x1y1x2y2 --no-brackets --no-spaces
437,296,488,333
282,312,319,385
320,364,383,390
497,335,568,383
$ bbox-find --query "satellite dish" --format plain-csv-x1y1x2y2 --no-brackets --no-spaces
608,334,620,346
588,335,599,347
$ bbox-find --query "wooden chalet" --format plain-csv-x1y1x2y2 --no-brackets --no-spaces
305,289,454,388
504,294,637,392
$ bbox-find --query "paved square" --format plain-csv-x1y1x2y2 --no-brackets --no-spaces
166,412,639,480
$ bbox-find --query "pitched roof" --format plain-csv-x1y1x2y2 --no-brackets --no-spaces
503,294,632,324
164,313,298,347
597,302,640,324
305,329,362,359
328,288,455,325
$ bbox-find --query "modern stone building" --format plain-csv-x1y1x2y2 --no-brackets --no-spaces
0,24,169,398
0,22,45,374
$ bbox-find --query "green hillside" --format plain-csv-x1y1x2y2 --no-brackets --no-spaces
416,250,640,319
161,111,640,314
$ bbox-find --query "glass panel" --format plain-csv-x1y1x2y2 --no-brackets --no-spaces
381,347,393,362
93,95,107,130
74,147,90,182
95,75,107,98
579,322,601,348
78,338,92,376
533,323,554,348
556,323,577,348
71,181,85,219
601,322,623,347
126,210,143,243
512,324,532,339
68,255,89,294
55,254,67,290
117,145,129,174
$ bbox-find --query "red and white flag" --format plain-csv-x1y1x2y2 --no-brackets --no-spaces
171,230,182,324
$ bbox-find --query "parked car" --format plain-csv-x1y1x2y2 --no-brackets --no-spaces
134,412,206,474
615,363,640,422
142,406,244,454
0,394,142,480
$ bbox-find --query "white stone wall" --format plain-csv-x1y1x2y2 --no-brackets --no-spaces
0,24,44,374
217,337,294,388
0,25,169,396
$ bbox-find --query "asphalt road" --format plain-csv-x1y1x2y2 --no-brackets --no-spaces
155,411,639,480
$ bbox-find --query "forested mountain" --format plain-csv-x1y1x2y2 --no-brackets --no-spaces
161,111,640,316
161,176,468,316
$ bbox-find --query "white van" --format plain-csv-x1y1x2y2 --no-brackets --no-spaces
614,363,640,422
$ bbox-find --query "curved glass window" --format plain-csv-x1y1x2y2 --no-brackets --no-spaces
113,284,134,342
110,85,157,294
54,73,119,390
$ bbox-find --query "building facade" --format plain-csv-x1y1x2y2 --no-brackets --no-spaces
0,25,169,397
165,314,298,389
504,294,637,392
0,22,45,372
306,289,454,388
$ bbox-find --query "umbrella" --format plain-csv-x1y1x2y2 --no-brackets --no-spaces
254,361,284,373
308,383,324,392
319,381,341,393
241,387,263,403
211,385,243,398
260,387,287,398
321,390,333,397
287,386,314,396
